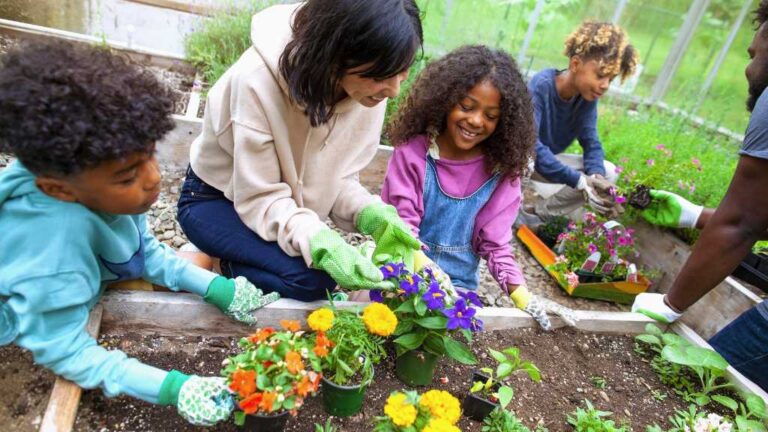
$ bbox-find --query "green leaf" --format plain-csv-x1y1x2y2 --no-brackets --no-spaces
736,415,751,432
712,395,739,412
496,362,513,379
393,331,428,351
661,333,687,347
694,394,711,406
480,367,493,375
470,381,485,393
502,347,520,360
423,333,446,356
645,324,663,336
522,361,542,382
395,301,415,313
746,393,767,419
234,411,246,426
661,344,729,371
414,298,427,316
415,316,449,329
394,318,414,336
635,334,662,346
283,396,296,410
460,328,473,343
745,420,768,432
498,385,514,410
488,348,508,364
442,336,477,365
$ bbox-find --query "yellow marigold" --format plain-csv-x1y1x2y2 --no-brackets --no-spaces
307,308,334,332
422,418,461,432
384,392,417,427
362,303,398,337
419,389,461,425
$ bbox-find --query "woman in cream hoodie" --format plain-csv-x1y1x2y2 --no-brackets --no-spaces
177,0,424,301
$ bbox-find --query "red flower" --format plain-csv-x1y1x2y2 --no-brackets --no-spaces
239,392,263,414
248,327,275,343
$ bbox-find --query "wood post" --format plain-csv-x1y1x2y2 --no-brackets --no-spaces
39,305,104,432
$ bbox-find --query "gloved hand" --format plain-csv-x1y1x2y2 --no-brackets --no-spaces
631,293,682,323
640,190,704,229
576,174,613,215
357,202,421,270
204,276,280,324
413,250,456,297
159,371,234,426
310,229,393,290
509,285,577,331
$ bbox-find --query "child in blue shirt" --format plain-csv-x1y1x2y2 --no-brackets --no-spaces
526,22,637,221
0,40,279,426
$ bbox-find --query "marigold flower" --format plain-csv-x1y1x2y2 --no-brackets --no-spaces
248,327,275,343
307,308,334,332
229,368,256,398
259,391,277,412
285,350,305,374
384,392,417,427
280,319,301,332
422,418,461,432
239,392,262,414
362,303,398,336
419,389,461,424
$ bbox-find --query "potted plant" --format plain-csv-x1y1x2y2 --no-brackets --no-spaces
306,305,389,417
463,347,541,422
373,261,483,386
536,216,571,249
222,320,322,431
373,389,462,431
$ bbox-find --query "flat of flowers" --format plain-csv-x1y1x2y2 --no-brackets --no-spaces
70,327,710,432
0,345,55,432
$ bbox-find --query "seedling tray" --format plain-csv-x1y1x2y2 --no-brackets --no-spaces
733,252,768,293
516,225,651,304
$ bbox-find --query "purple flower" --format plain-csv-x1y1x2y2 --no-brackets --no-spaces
399,273,422,296
614,165,624,174
588,243,598,254
646,159,655,166
615,195,627,204
470,318,484,332
380,262,405,279
618,236,631,247
369,290,384,303
443,299,476,330
422,282,446,310
459,290,484,308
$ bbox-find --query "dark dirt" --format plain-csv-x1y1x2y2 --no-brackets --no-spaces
628,185,652,210
69,328,702,432
0,345,55,432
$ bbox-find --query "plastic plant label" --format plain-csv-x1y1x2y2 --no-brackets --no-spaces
581,252,601,272
626,263,638,283
600,256,618,274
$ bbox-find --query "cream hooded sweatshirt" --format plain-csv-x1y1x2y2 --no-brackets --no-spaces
190,3,384,266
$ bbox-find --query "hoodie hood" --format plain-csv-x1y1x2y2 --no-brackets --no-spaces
0,162,41,208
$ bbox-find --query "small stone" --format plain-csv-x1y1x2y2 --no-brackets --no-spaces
624,409,631,417
599,391,610,403
162,230,175,240
576,387,584,393
159,212,171,221
172,236,185,247
553,345,559,351
170,186,179,194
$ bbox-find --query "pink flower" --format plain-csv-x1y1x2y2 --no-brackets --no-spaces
609,248,617,256
618,236,631,246
615,195,627,204
614,165,624,174
646,159,655,166
655,144,666,151
565,272,579,288
691,158,702,172
555,255,567,264
588,243,598,254
689,183,696,194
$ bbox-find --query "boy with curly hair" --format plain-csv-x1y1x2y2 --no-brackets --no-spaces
0,41,278,426
524,21,638,222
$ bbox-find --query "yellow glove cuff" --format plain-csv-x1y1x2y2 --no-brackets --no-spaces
509,285,532,309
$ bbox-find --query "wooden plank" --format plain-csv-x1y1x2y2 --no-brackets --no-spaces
0,18,195,74
184,73,204,118
40,305,104,432
672,321,768,405
128,0,218,16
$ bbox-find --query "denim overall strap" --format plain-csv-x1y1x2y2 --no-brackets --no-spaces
419,156,500,289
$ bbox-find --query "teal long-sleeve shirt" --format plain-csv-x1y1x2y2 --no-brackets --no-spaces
0,162,217,403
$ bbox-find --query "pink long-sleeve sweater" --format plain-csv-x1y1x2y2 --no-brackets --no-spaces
381,135,525,289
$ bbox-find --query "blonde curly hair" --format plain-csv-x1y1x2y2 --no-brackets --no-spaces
564,21,638,82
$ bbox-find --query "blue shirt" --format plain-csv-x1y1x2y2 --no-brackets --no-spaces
528,68,606,187
0,162,217,404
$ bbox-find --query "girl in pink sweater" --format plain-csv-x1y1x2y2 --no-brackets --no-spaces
383,45,575,329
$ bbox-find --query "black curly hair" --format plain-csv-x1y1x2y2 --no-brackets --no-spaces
386,45,535,179
755,0,768,31
0,40,176,176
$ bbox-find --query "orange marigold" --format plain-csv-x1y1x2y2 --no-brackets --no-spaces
248,327,275,343
313,331,334,357
286,350,305,374
259,391,277,412
239,392,262,415
280,319,301,332
229,369,256,398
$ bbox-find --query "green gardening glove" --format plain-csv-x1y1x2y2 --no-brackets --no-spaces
204,276,280,324
356,202,421,270
310,228,393,290
158,370,234,426
640,190,704,229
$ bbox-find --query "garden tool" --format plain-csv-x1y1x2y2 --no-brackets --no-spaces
509,285,578,331
310,228,394,290
159,371,234,426
204,276,280,324
639,189,703,228
631,292,682,324
356,202,421,270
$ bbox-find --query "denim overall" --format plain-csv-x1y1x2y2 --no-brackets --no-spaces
419,155,501,289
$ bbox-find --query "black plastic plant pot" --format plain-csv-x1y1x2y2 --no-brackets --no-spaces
575,269,600,284
321,372,369,417
536,228,559,250
733,252,768,293
462,371,500,422
242,410,290,432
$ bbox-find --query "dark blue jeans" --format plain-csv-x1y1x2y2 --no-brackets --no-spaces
177,167,335,301
709,301,768,391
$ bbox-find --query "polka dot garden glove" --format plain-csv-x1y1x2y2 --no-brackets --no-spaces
509,285,577,331
640,190,703,228
204,276,280,325
309,228,393,290
158,370,234,426
356,202,421,270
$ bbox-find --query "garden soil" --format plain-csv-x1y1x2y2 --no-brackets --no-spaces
64,328,699,432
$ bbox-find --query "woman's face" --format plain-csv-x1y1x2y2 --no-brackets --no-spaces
339,64,410,107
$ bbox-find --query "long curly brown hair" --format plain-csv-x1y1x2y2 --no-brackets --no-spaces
387,45,535,179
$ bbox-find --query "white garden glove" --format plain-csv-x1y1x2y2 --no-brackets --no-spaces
576,174,613,215
631,293,682,324
509,285,577,331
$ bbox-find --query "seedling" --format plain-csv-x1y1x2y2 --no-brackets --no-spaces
470,347,541,410
651,389,668,402
482,407,531,432
712,393,768,432
590,376,608,389
567,400,628,432
314,418,339,432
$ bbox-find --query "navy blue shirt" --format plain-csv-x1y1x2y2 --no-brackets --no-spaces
528,68,606,187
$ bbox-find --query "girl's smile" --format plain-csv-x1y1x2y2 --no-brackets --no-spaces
436,79,501,160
